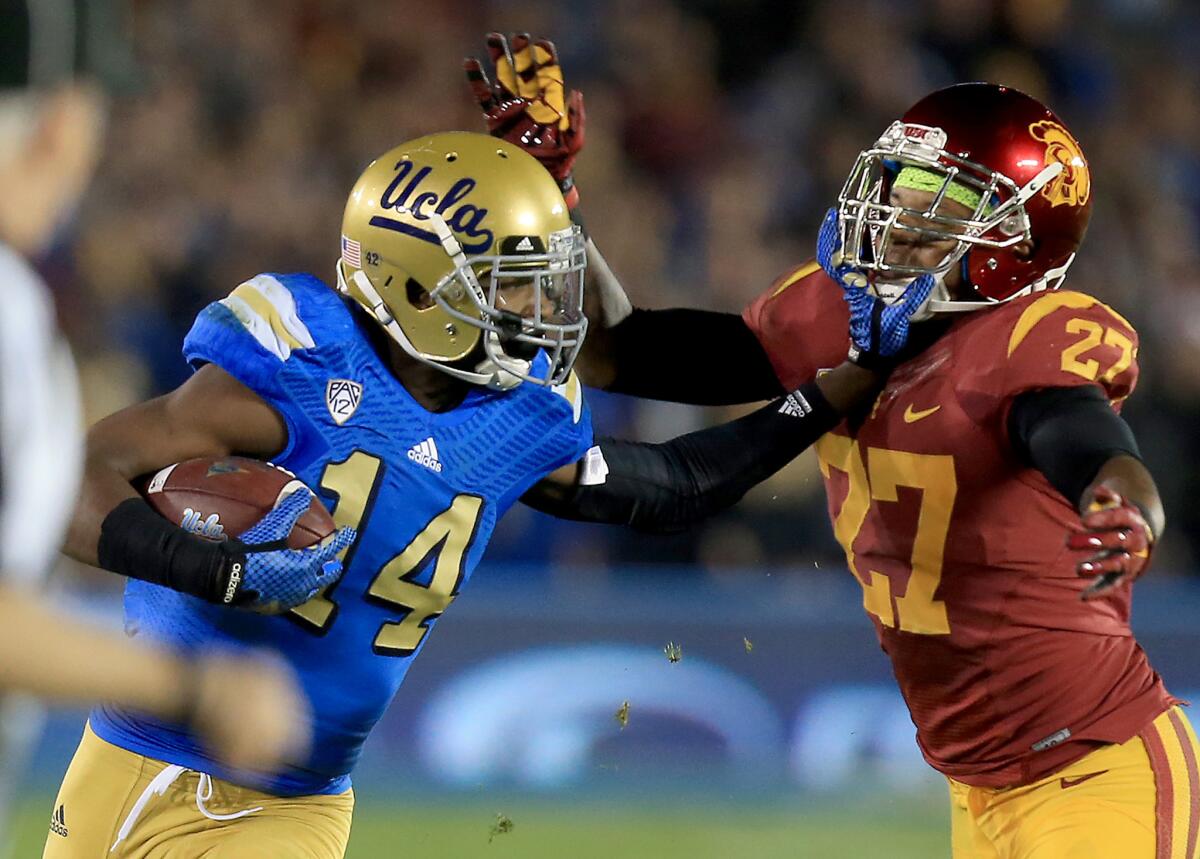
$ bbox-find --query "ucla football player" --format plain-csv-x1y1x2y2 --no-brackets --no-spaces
47,125,928,856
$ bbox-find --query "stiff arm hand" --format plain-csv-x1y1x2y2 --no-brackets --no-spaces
465,32,585,207
816,208,934,368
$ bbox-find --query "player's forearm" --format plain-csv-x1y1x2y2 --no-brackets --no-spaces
526,372,862,531
574,238,633,389
576,238,784,403
66,371,286,566
64,398,193,565
591,307,785,404
0,586,193,719
1083,454,1165,540
64,453,141,566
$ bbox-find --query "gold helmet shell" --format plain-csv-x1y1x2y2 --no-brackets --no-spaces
336,131,587,388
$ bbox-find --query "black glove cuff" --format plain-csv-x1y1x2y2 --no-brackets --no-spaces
98,498,235,604
847,343,893,371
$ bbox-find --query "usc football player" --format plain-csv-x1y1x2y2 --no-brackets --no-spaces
472,33,1196,859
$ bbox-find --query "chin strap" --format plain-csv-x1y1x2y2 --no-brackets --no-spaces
474,332,529,390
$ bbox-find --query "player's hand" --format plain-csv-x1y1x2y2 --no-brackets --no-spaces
187,649,311,773
1069,485,1155,600
817,208,935,369
218,489,355,614
464,32,585,208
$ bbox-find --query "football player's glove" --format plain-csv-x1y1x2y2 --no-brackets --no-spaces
464,32,585,209
1069,485,1155,600
217,489,355,614
817,208,934,369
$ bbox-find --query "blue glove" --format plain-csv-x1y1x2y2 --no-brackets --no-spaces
217,490,356,614
816,208,935,368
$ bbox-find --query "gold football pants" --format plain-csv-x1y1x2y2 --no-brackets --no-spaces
43,723,353,858
949,705,1200,859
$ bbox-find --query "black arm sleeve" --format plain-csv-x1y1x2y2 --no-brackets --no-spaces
98,498,235,604
523,381,838,533
1007,385,1141,508
606,308,786,405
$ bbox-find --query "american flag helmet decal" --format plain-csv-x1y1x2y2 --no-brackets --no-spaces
341,235,362,268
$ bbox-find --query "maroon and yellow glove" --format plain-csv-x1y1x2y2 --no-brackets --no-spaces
464,32,585,209
1068,485,1155,600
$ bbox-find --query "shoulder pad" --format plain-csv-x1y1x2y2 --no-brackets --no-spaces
956,290,1139,414
218,274,317,362
766,260,825,300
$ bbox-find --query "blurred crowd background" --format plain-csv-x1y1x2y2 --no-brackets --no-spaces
40,0,1200,580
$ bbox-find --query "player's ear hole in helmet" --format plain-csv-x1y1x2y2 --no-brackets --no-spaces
335,131,587,391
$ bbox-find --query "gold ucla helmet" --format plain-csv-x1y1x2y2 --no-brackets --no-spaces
336,131,587,389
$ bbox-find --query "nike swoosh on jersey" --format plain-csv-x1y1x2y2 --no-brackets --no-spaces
1059,770,1108,789
903,404,941,423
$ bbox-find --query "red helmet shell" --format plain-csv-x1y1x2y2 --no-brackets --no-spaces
901,84,1093,301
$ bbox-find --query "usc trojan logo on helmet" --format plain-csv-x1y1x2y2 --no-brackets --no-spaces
1029,120,1091,208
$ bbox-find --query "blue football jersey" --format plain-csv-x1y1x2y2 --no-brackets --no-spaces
91,272,592,795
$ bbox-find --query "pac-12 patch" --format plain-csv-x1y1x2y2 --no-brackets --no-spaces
326,379,363,425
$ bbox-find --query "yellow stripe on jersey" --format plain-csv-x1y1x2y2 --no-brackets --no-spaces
551,370,584,423
220,275,316,361
771,260,822,298
1007,292,1135,358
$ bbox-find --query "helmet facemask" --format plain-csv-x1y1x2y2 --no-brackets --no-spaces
431,222,588,388
836,121,1064,315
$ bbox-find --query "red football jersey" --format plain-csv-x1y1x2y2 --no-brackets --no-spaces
744,262,1177,788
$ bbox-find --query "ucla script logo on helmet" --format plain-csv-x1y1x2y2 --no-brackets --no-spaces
372,159,494,253
1029,120,1091,208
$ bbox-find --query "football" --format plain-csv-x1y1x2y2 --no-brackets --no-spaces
140,456,336,548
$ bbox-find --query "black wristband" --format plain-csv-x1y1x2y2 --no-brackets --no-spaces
98,498,234,604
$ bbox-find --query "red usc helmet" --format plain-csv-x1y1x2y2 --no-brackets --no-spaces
836,83,1093,312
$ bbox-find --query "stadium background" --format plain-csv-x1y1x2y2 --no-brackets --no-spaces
10,0,1200,856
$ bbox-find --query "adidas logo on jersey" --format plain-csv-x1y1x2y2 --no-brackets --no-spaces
778,391,814,418
49,804,68,837
407,437,443,473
